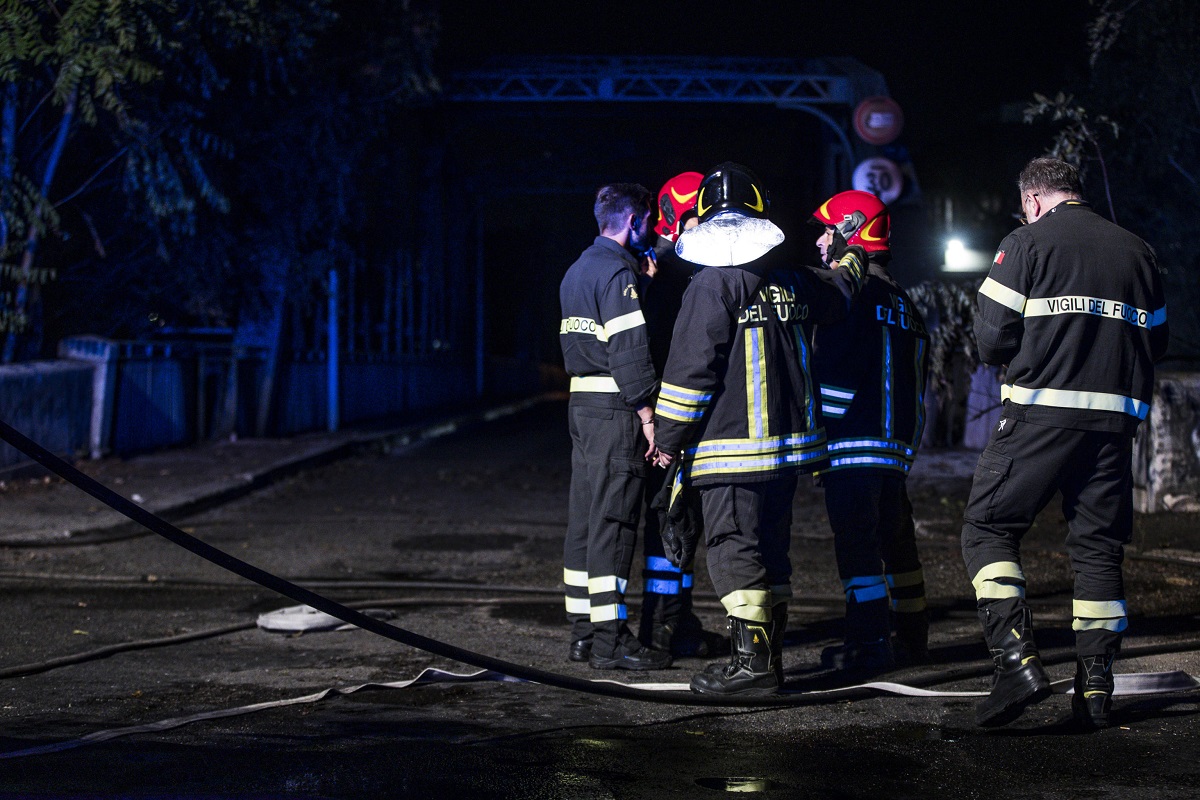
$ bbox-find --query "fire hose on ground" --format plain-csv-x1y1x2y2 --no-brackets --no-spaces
0,418,1197,759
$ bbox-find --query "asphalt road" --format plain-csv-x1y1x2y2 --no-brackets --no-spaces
3,400,1200,799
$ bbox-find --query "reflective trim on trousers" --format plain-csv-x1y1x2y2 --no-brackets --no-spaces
588,575,629,595
1072,598,1128,632
590,603,628,623
972,560,1026,600
721,588,773,622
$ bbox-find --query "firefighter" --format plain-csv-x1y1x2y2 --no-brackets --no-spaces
559,182,671,671
638,171,724,657
962,157,1169,728
810,190,932,674
653,162,868,695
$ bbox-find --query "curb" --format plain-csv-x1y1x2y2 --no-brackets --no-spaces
0,394,558,547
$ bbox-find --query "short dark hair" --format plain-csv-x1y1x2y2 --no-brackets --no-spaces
1018,157,1083,198
594,183,653,234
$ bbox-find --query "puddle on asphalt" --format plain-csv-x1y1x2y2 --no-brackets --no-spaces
694,776,784,792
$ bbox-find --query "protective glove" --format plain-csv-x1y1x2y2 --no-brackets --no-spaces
651,461,699,571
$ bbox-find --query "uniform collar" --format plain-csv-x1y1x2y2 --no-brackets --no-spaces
1048,199,1090,215
593,235,638,265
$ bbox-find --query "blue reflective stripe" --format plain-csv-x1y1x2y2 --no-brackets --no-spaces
881,328,894,439
645,579,681,595
821,405,847,417
685,431,828,477
797,328,816,430
659,382,714,403
820,384,855,400
850,584,889,603
828,438,914,456
657,399,708,422
830,455,908,469
681,573,693,589
842,576,888,604
646,556,682,573
914,338,927,446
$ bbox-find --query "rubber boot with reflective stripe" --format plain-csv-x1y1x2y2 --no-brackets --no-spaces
690,617,778,696
1072,654,1116,730
976,606,1052,727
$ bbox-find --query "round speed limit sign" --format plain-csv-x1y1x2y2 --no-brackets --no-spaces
852,157,903,205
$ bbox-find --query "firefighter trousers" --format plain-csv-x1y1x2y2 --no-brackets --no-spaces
564,399,647,654
823,470,925,643
698,475,798,623
961,409,1133,657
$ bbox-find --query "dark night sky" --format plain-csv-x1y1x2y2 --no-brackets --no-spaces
435,2,1095,287
438,1,1093,198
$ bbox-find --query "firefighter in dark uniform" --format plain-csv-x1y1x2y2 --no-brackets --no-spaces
638,171,723,657
962,157,1169,728
811,190,931,673
653,163,868,696
559,182,671,671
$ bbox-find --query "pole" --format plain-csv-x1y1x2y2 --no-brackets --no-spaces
327,269,339,432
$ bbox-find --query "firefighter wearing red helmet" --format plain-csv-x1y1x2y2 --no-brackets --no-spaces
811,189,892,261
636,171,725,658
810,190,932,674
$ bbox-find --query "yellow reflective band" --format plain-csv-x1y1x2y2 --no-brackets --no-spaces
657,398,707,423
979,277,1027,313
721,589,772,621
587,575,628,595
659,382,712,403
589,603,627,622
744,329,769,439
1001,384,1149,419
977,583,1024,599
1072,598,1128,633
887,568,925,588
560,316,606,341
892,597,928,613
603,309,646,338
570,376,620,393
1023,294,1156,329
971,561,1024,590
1073,617,1129,632
563,568,589,587
564,596,590,614
972,561,1025,600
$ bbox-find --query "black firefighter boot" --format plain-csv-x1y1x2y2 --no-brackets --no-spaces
690,617,779,696
1073,653,1116,730
821,598,895,675
976,606,1052,727
892,608,930,666
769,602,788,686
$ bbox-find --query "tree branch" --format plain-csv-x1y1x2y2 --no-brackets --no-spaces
53,146,128,208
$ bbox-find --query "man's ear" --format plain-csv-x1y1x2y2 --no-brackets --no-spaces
630,214,640,232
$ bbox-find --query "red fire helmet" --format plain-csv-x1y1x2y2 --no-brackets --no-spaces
811,190,890,253
655,171,704,242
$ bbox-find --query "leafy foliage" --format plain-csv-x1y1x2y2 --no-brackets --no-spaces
909,278,983,436
1026,0,1199,360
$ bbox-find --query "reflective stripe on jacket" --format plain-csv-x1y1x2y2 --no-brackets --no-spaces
973,201,1168,433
